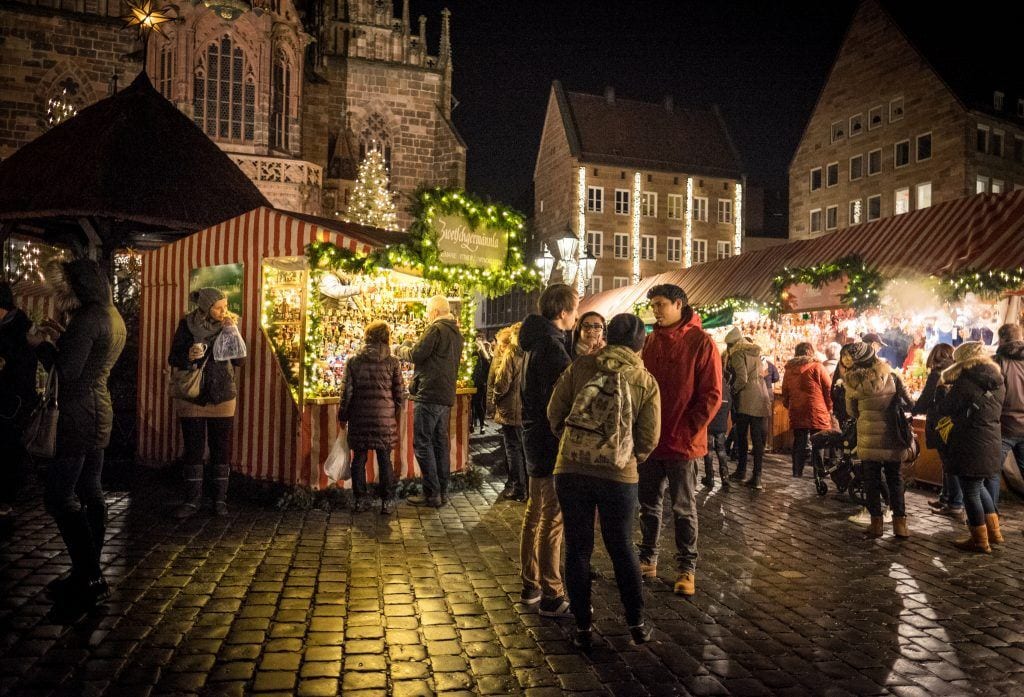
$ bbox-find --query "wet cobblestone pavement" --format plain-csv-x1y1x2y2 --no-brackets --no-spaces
2,429,1023,696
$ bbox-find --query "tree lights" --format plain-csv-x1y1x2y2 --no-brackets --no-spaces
349,149,399,231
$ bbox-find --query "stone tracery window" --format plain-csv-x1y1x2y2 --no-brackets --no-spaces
358,112,392,172
270,48,291,151
156,41,174,99
193,35,255,143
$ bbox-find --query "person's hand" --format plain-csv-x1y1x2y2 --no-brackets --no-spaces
222,314,236,327
188,345,206,361
41,318,66,335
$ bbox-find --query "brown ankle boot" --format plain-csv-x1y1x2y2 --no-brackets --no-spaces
984,513,1004,544
952,525,991,553
892,516,910,538
863,516,884,538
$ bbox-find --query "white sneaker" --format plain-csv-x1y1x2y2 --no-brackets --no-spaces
847,507,871,525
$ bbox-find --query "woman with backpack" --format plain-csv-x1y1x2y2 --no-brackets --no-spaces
935,342,1006,552
547,314,661,650
911,344,961,522
487,323,527,501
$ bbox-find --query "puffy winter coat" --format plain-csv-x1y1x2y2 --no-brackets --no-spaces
487,346,523,427
993,340,1024,438
50,260,127,455
519,314,572,476
0,308,38,425
399,317,463,406
728,339,772,418
547,344,661,484
844,359,913,463
937,357,1006,477
168,317,244,415
781,356,833,430
339,342,406,451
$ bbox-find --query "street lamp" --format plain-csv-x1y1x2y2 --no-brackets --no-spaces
534,246,556,285
578,251,597,292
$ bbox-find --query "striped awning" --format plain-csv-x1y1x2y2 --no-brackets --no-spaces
580,190,1024,318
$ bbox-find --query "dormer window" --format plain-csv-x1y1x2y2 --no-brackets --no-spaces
994,91,1004,111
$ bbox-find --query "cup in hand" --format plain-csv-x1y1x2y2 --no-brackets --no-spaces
189,342,208,361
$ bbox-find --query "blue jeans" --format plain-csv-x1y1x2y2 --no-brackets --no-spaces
959,476,997,527
501,424,527,493
44,449,105,582
555,473,643,628
413,401,450,498
940,469,964,509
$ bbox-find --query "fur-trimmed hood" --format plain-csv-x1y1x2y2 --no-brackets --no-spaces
997,340,1024,361
942,355,1002,389
786,355,819,369
843,358,891,395
729,338,761,356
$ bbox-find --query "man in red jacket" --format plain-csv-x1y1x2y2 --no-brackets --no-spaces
639,284,722,596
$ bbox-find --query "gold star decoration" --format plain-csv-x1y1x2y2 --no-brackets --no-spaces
122,0,176,37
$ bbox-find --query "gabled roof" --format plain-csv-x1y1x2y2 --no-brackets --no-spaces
552,81,744,179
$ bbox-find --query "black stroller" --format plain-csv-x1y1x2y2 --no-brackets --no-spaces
810,420,866,503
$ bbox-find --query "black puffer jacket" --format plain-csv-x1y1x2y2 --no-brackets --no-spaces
400,318,463,406
518,314,571,477
339,342,405,451
937,358,1006,478
0,309,38,425
911,367,948,450
168,318,243,406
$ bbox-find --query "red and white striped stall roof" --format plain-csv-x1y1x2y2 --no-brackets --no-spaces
137,207,380,487
580,190,1024,318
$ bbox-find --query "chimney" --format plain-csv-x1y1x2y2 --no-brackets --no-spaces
604,86,615,105
664,95,673,113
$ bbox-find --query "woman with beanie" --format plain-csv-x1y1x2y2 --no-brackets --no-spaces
548,313,661,650
339,321,405,514
935,342,1006,552
168,288,244,518
911,344,962,521
844,342,915,538
724,326,772,489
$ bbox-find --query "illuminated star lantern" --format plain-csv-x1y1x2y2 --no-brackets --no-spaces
122,0,176,37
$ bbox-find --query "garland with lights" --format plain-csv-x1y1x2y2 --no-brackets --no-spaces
939,267,1024,301
771,255,884,311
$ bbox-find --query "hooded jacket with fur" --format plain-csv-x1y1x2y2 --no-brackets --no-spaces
487,344,524,427
937,356,1006,477
781,355,833,430
727,338,772,418
844,358,913,462
994,340,1024,438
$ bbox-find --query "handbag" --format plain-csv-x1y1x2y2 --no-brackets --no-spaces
21,368,58,459
324,428,352,482
169,354,209,400
889,375,919,462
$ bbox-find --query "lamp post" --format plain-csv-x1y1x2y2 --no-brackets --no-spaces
534,246,556,285
578,251,597,293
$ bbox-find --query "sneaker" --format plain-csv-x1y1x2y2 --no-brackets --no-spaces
381,499,397,515
927,499,946,511
520,587,542,605
407,495,442,508
214,501,228,517
571,629,593,652
728,471,746,481
510,490,528,502
639,561,658,579
629,622,653,644
500,485,516,500
174,503,199,519
674,572,695,596
720,477,731,489
746,477,763,490
538,596,572,618
941,506,967,524
701,475,714,488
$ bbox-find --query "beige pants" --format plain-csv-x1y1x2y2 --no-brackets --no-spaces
520,475,564,598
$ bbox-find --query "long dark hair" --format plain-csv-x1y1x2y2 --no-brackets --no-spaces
570,311,605,356
926,342,954,371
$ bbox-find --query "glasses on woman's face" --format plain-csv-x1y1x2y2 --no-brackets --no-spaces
581,323,605,332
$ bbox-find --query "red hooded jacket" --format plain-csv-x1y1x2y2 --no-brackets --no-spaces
781,356,833,430
641,308,722,460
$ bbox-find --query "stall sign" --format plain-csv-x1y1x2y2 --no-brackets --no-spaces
782,274,848,313
190,263,244,316
435,214,508,269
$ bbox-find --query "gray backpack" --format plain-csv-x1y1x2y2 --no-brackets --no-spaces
561,369,635,470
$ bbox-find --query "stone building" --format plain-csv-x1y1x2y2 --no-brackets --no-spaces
0,0,465,226
533,81,744,297
789,0,1024,239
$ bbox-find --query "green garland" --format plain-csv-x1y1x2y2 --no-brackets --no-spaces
771,254,884,311
307,187,541,298
940,267,1024,301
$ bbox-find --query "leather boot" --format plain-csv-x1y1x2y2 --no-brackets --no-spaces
53,510,102,584
892,516,910,538
984,513,1004,544
83,502,106,565
863,516,884,538
953,525,991,553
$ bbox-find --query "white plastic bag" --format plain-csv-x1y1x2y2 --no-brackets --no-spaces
324,429,351,482
213,324,248,361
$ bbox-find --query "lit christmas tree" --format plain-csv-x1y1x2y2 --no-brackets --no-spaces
348,149,399,231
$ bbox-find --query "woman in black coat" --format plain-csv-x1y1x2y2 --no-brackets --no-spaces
0,283,38,516
703,349,731,489
936,342,1006,553
339,321,405,514
911,344,959,519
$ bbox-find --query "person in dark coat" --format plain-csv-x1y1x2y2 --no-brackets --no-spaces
702,349,731,489
936,342,1006,553
168,288,245,519
993,323,1024,488
517,283,577,617
339,321,405,514
911,344,960,521
36,259,126,612
0,282,38,516
397,295,464,507
470,338,491,433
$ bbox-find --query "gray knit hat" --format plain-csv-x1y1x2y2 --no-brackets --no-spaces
189,287,226,314
724,326,742,345
841,341,875,368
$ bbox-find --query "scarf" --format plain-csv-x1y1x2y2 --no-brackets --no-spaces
186,308,223,343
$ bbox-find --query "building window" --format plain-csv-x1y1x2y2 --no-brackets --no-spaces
1015,136,1024,163
977,124,989,153
977,175,989,194
587,186,604,213
993,179,1004,194
359,112,392,171
810,167,822,191
826,205,838,230
894,140,910,168
157,41,174,99
641,191,658,217
194,35,255,142
993,130,1004,157
667,194,684,220
994,91,1004,111
916,182,932,209
270,49,291,151
691,239,707,264
717,199,733,224
850,154,863,180
868,148,882,176
640,235,656,261
831,121,845,143
849,199,862,225
613,232,629,258
867,194,881,221
826,162,839,187
693,197,708,222
588,275,603,295
586,230,603,258
889,96,904,122
809,209,822,233
849,113,863,137
1019,98,1024,118
894,187,910,215
716,240,732,259
614,189,630,215
666,237,682,263
612,276,629,289
917,132,932,162
868,105,883,130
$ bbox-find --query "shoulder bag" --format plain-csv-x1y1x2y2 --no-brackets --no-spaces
169,353,210,401
21,368,58,459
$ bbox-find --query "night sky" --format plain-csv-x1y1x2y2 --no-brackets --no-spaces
409,0,860,210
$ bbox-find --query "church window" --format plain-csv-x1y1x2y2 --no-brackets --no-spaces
271,49,291,151
359,112,392,171
193,35,254,143
157,41,174,99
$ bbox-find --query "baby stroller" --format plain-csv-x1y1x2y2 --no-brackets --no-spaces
810,420,865,503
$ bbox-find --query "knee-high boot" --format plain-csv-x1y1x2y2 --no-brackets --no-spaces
53,510,101,583
83,501,106,565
